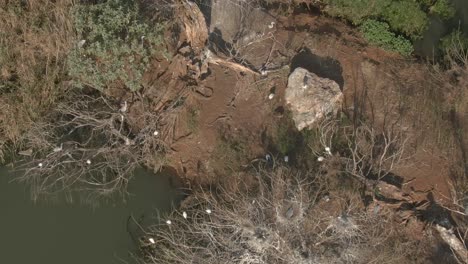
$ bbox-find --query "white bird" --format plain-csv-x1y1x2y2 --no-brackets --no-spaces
119,101,128,113
325,147,332,155
268,93,275,100
182,211,187,219
38,163,43,168
86,159,92,165
206,209,212,214
53,143,63,152
166,220,172,225
149,238,155,244
268,21,276,29
153,130,159,136
77,39,86,48
317,156,325,162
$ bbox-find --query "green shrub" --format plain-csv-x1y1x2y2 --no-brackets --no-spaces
430,0,456,20
360,19,414,56
67,0,164,91
323,0,391,25
322,0,429,40
382,1,429,39
416,0,435,8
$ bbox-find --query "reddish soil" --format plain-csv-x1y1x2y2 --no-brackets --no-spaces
143,9,463,215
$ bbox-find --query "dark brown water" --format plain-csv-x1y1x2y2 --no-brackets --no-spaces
0,167,182,264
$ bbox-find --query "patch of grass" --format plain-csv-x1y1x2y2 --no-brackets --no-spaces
274,117,298,156
0,0,74,154
67,0,164,91
212,136,249,174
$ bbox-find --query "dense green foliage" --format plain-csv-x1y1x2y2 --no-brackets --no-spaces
323,0,390,25
430,0,456,20
67,0,163,91
360,19,414,56
321,0,460,55
381,1,428,39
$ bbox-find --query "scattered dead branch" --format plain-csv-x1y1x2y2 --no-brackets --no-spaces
137,165,420,264
15,93,167,201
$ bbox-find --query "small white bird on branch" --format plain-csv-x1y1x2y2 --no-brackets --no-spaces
53,143,63,152
119,101,128,113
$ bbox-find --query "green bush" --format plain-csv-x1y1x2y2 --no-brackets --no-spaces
322,0,429,41
323,0,391,25
430,0,456,20
382,1,429,39
360,19,414,56
67,0,164,91
416,0,435,8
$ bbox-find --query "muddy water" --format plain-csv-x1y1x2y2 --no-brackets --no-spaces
0,167,182,264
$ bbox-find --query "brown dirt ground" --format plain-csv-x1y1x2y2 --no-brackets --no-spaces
140,10,465,214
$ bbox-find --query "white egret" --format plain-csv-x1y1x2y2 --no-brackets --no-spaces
268,93,275,100
166,220,172,225
182,211,187,219
149,238,155,244
119,101,128,113
206,209,212,214
268,21,276,29
77,39,86,48
86,159,92,165
153,130,159,136
53,143,63,152
38,163,43,168
317,156,325,162
325,147,332,155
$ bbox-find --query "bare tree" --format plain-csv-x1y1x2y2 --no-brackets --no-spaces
136,163,419,264
15,92,167,201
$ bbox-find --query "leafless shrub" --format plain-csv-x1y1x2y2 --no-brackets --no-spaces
344,124,407,182
307,119,407,183
14,92,167,201
137,162,419,264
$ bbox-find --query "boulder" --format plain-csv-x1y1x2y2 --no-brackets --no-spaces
207,0,276,70
209,0,274,45
285,67,343,131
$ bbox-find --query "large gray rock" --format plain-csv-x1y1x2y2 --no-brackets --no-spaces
207,0,275,70
285,68,343,131
209,0,274,45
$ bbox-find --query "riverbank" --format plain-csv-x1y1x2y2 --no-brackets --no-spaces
1,1,467,263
